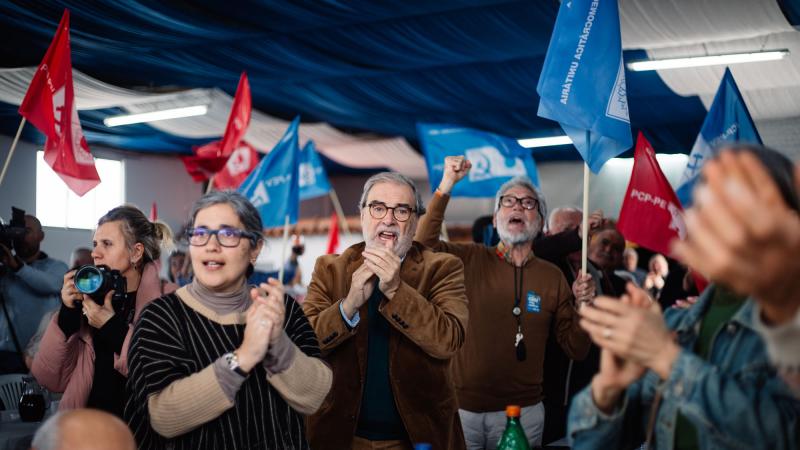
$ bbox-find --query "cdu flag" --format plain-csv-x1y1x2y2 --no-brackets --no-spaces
238,117,301,228
298,140,331,200
536,0,632,173
417,123,540,198
675,68,761,207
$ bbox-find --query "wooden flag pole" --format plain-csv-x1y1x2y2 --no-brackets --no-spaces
205,176,215,194
441,220,450,241
580,130,591,275
328,189,351,235
0,118,26,188
277,214,291,283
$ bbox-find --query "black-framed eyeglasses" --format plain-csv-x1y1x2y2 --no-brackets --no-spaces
364,201,416,222
499,195,538,211
186,227,259,247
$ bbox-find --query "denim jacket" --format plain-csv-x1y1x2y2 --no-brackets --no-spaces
568,286,800,449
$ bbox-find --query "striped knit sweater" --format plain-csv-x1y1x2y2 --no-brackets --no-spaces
125,292,320,449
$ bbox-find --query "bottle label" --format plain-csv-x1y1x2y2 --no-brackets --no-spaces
526,291,541,313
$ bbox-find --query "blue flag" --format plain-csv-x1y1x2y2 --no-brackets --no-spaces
298,140,332,201
239,117,301,227
536,0,632,173
675,68,761,207
417,123,540,197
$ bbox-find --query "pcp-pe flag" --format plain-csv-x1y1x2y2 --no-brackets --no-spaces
675,68,761,207
417,123,540,197
298,140,331,200
536,0,632,173
325,212,340,254
238,117,301,228
617,132,686,256
19,9,100,196
212,141,260,190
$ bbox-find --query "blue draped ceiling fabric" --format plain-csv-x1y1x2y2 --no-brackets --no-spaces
3,0,787,174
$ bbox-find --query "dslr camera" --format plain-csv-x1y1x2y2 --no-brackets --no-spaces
74,265,127,306
0,207,26,251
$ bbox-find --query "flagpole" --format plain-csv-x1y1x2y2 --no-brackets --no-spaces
0,118,26,188
205,176,215,194
441,220,450,241
277,214,291,283
581,130,590,275
328,189,351,235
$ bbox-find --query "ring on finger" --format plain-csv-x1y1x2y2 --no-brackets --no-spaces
602,327,613,340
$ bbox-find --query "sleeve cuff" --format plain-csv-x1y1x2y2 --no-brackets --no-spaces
568,384,629,435
340,300,360,329
752,303,800,370
262,330,298,375
213,356,247,402
57,302,82,339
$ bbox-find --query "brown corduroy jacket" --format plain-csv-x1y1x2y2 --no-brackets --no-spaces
302,241,468,450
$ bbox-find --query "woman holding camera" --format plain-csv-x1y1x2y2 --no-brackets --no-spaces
125,191,331,450
32,206,175,417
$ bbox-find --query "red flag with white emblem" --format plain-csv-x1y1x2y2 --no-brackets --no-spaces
211,141,260,189
618,132,685,256
18,9,100,196
180,72,251,182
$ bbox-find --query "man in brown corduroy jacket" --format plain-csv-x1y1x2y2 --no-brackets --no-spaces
303,172,469,450
415,155,592,449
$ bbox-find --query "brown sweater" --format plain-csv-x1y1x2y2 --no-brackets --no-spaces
415,192,591,412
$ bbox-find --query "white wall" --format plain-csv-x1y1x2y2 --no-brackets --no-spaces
0,134,203,266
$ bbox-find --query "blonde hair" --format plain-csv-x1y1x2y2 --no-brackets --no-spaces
98,205,174,265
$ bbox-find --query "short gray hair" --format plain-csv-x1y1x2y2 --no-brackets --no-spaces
31,412,61,450
358,172,426,216
494,176,547,222
547,206,581,233
189,190,264,246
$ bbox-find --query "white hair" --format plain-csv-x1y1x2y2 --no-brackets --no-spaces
31,412,62,450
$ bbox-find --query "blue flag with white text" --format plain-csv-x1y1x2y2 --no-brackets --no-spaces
238,116,301,227
418,123,540,197
536,0,632,173
298,140,332,201
675,69,761,207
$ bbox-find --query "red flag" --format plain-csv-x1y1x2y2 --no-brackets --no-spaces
212,141,260,189
149,202,158,221
325,213,340,254
19,10,100,196
180,72,251,182
618,132,686,257
180,141,228,182
218,72,251,157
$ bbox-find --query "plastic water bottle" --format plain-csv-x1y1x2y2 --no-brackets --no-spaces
496,405,531,450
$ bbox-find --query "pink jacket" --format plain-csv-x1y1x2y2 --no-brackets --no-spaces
31,262,176,410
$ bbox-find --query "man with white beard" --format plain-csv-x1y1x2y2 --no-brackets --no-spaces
303,172,470,450
415,156,592,449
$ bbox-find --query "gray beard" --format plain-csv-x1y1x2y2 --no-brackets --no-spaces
496,219,540,246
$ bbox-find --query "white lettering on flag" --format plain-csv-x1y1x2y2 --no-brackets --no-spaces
560,0,600,105
226,145,251,176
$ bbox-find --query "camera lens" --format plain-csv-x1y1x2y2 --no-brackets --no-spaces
75,266,104,294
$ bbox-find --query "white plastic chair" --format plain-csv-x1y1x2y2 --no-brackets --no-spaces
0,373,25,411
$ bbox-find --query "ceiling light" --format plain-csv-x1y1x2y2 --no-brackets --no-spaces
517,135,573,148
103,105,208,127
627,49,789,72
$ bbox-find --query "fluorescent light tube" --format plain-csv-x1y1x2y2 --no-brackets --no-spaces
517,136,573,148
103,105,208,127
627,49,789,72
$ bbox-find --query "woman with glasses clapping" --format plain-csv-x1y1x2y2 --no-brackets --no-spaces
125,191,332,450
